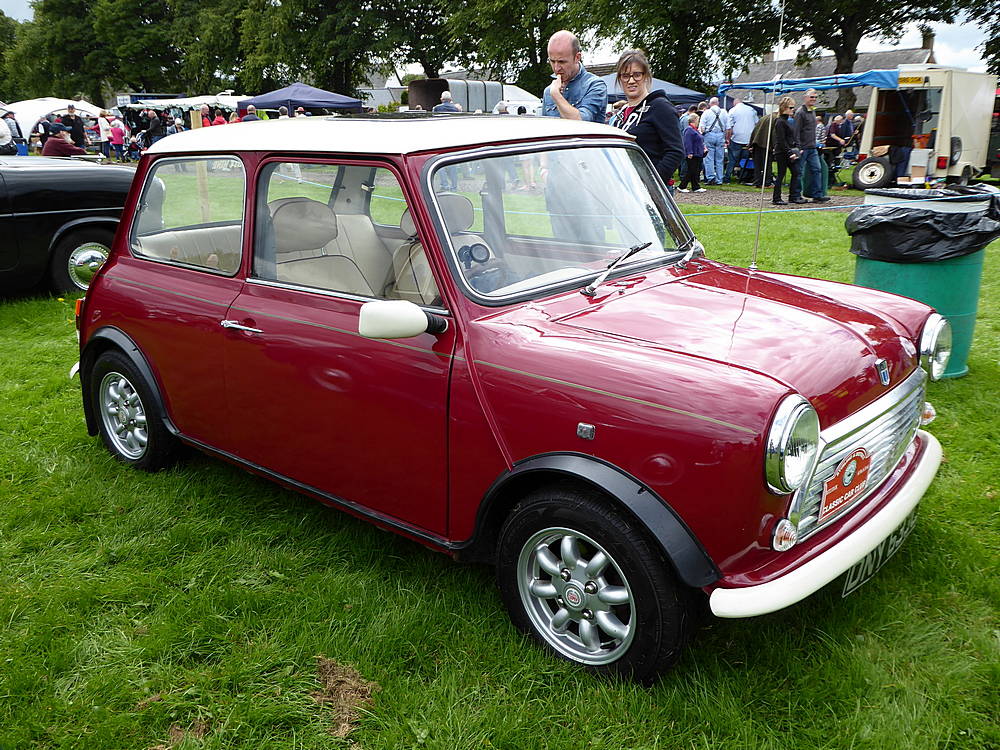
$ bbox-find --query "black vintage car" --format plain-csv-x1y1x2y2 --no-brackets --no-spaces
0,156,135,293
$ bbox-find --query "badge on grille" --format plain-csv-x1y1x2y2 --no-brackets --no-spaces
876,359,890,386
820,448,872,522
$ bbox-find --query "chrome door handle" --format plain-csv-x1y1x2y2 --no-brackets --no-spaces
220,319,263,334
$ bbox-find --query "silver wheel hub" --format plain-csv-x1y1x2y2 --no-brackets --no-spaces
68,242,110,290
517,527,635,666
98,371,148,459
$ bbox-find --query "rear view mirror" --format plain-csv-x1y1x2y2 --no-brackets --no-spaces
359,300,448,339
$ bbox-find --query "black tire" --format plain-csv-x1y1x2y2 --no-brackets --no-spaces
496,486,693,683
946,166,974,186
90,350,178,472
49,227,114,293
852,157,894,190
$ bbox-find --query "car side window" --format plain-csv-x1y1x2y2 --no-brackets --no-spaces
253,161,442,306
130,157,245,274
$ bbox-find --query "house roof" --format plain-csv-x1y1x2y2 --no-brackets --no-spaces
725,47,935,110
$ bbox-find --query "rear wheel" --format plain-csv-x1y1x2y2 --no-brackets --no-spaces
497,486,692,683
90,350,177,471
49,227,114,293
852,157,894,190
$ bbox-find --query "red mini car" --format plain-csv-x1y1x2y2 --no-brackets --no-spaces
76,116,951,682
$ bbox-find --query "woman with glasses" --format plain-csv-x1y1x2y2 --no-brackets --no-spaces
608,49,684,188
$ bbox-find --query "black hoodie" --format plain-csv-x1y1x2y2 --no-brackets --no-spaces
609,89,684,184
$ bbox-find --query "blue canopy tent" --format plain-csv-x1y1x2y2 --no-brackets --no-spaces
238,82,363,113
601,73,705,106
718,69,900,98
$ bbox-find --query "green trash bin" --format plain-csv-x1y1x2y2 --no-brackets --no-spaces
847,188,999,378
854,249,985,378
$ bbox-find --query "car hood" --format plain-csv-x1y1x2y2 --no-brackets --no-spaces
547,263,923,425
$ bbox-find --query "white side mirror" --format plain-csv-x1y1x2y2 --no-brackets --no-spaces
359,300,447,339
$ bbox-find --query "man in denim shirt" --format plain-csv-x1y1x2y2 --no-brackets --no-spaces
542,31,607,122
539,31,609,243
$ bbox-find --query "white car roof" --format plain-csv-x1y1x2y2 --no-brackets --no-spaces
146,115,631,156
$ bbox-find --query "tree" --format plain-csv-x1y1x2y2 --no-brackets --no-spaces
780,1,962,112
6,0,113,103
964,3,1000,74
385,0,466,79
93,0,184,94
448,0,576,94
0,12,21,102
169,0,249,93
239,0,398,94
575,0,776,91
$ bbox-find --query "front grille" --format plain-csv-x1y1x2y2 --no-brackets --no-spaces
793,369,926,540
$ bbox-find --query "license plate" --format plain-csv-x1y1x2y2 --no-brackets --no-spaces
841,509,918,597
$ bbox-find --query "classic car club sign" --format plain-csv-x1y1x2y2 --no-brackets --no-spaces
820,448,872,522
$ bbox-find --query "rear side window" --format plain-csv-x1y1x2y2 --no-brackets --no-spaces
131,157,245,274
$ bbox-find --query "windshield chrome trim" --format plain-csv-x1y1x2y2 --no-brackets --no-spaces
420,139,696,308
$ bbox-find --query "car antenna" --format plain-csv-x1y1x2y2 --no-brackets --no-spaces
748,0,787,272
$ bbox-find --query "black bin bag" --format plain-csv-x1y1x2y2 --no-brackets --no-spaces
846,186,1000,263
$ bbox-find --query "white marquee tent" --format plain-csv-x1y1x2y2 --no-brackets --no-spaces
4,97,103,140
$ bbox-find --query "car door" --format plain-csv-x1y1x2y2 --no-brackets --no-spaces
121,155,248,450
222,158,455,536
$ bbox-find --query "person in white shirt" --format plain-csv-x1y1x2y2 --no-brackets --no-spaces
724,96,759,184
698,97,730,185
96,111,113,158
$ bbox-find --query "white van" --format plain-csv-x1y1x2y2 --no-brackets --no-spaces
853,65,998,189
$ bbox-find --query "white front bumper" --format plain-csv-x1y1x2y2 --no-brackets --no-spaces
710,430,942,618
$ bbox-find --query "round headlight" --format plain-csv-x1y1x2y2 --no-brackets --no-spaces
919,313,952,381
765,395,821,494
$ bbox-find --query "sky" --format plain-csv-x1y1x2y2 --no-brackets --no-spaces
0,1,989,74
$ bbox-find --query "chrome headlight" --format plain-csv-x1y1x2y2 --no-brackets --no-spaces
919,313,952,381
765,395,820,494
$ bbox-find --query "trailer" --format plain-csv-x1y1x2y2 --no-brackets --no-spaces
853,65,998,189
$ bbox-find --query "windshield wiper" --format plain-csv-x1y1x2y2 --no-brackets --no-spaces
581,242,652,297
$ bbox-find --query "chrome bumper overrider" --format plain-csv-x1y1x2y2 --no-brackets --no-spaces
710,430,942,618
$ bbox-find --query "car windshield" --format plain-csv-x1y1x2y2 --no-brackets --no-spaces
430,144,693,300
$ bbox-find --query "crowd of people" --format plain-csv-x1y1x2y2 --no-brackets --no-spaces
19,34,866,199
421,31,866,203
533,30,866,202
22,101,325,162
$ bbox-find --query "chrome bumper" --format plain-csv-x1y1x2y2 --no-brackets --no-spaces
709,430,942,618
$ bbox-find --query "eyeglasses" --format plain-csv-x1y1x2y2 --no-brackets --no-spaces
621,72,646,82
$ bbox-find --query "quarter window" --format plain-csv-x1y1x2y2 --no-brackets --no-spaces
131,157,245,273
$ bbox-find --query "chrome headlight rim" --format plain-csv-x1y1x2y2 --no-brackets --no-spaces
919,313,952,381
765,395,821,495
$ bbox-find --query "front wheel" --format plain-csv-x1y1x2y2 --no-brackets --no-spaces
852,157,894,190
49,227,114,293
497,487,693,682
90,350,178,471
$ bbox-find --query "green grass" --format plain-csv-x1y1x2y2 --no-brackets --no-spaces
1,206,998,749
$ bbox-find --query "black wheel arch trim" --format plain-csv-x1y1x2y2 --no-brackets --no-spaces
80,326,178,438
49,217,118,254
461,452,721,588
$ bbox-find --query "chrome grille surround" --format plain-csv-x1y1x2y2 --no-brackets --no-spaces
790,368,927,541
